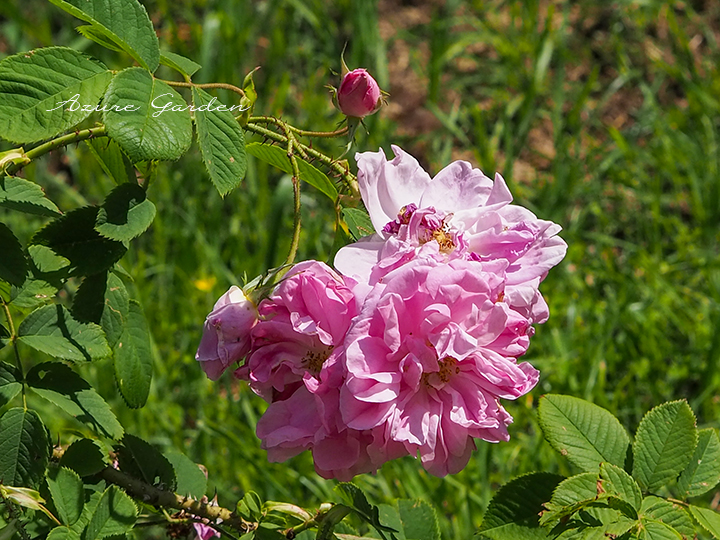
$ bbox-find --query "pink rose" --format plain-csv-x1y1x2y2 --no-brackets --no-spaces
196,286,258,380
339,257,539,476
337,69,382,118
193,523,220,540
334,145,567,324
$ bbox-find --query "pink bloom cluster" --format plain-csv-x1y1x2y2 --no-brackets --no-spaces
197,146,566,479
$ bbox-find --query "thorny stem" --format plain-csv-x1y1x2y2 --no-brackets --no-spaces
4,126,107,176
160,79,246,100
249,116,349,138
282,125,302,267
96,465,254,533
244,119,359,199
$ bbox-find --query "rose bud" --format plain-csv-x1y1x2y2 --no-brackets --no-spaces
337,68,382,118
196,286,258,380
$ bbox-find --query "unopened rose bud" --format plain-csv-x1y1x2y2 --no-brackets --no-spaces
337,68,382,118
196,286,258,380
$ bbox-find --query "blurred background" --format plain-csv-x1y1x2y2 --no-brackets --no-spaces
1,0,720,537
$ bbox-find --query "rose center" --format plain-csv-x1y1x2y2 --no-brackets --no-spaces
422,356,460,387
302,345,334,374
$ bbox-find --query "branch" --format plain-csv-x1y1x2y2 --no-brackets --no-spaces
97,466,254,534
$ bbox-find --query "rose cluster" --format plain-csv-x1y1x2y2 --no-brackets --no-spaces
196,146,567,480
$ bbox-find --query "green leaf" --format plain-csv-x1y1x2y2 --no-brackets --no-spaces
690,505,720,539
113,299,152,408
397,499,440,540
246,142,338,200
47,526,80,540
637,520,683,540
0,176,61,217
28,244,71,275
95,183,156,242
85,139,135,185
10,279,58,310
82,485,137,540
0,222,27,287
116,434,175,491
540,473,599,527
192,87,247,196
48,0,159,71
632,400,698,492
639,497,694,538
237,491,263,522
0,47,112,144
538,395,631,473
159,51,201,78
677,428,720,498
59,438,108,477
103,68,192,162
47,466,84,526
599,463,642,511
164,451,207,499
0,362,22,408
26,362,123,439
335,483,396,538
75,25,124,53
479,472,563,540
0,408,50,488
72,271,129,348
342,207,375,240
32,206,127,277
18,304,111,361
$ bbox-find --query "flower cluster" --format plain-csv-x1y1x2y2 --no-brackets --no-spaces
197,146,567,479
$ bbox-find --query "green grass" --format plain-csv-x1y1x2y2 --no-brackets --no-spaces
2,0,720,538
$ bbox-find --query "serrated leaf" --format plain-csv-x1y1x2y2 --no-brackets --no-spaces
113,299,152,408
59,438,108,477
116,434,175,491
600,463,642,511
479,472,563,540
32,206,127,277
0,324,9,349
335,483,395,538
73,271,129,348
0,408,50,488
0,47,111,144
0,176,61,217
540,473,599,527
160,51,201,77
85,139,135,185
164,451,207,499
47,526,81,540
538,395,631,473
10,279,58,310
26,362,123,439
342,207,375,240
75,25,124,53
28,244,71,275
0,222,27,287
18,304,110,361
0,362,22,408
192,87,247,196
83,485,137,540
397,499,440,540
677,428,720,498
246,142,338,200
690,505,720,539
632,400,698,492
640,497,694,538
103,68,192,162
47,466,84,526
48,0,159,71
637,519,683,540
95,183,155,242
